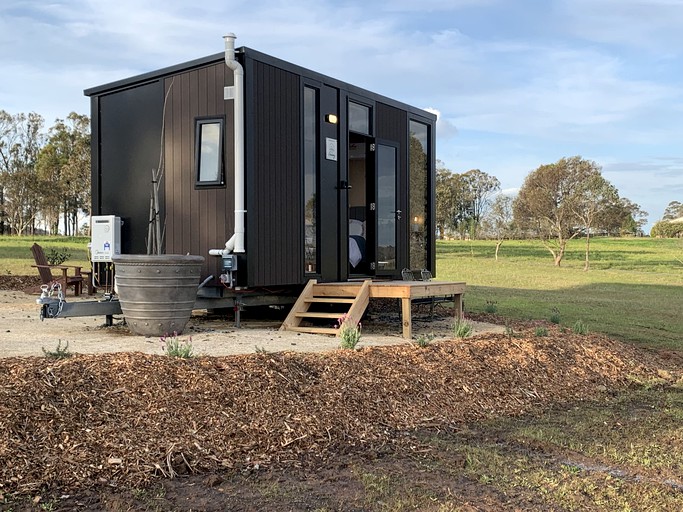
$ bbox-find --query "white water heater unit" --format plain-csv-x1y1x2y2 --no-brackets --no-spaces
91,215,122,262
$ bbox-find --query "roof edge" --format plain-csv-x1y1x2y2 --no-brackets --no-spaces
84,51,227,96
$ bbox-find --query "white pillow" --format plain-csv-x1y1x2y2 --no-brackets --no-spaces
349,219,364,236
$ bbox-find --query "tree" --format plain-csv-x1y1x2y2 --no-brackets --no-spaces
513,156,600,266
36,113,91,235
435,163,500,240
613,198,648,236
461,169,500,239
662,200,683,221
571,173,619,270
485,193,515,260
0,111,45,235
435,164,455,239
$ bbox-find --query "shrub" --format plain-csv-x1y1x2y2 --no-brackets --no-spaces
415,332,435,348
504,320,514,340
535,326,548,337
484,300,498,314
549,307,561,325
46,247,71,265
161,332,195,358
337,314,361,350
452,318,473,339
42,340,72,359
572,320,588,335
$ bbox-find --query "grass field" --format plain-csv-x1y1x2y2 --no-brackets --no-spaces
436,237,683,350
0,235,91,275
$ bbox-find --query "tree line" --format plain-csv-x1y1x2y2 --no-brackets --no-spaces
436,156,657,268
650,201,683,238
0,111,90,236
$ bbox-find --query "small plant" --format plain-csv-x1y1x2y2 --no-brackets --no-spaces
414,332,435,348
572,320,588,335
161,331,195,358
46,247,71,266
504,320,514,340
255,345,269,354
549,307,561,324
42,340,72,359
452,318,473,339
484,300,498,314
337,314,362,349
535,326,548,337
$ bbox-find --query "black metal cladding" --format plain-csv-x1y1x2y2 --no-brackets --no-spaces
246,58,302,287
96,81,164,254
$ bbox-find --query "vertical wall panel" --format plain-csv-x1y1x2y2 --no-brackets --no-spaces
247,60,302,287
376,102,408,271
98,81,163,254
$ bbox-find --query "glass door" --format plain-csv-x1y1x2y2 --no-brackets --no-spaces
376,142,399,273
348,133,374,276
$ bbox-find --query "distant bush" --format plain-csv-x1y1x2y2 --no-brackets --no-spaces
650,221,683,238
46,247,71,265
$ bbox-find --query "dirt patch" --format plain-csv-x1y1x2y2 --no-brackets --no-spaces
0,286,502,358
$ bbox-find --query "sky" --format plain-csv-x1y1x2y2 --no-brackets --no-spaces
1,0,682,231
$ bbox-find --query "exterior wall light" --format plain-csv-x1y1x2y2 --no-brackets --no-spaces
325,114,338,124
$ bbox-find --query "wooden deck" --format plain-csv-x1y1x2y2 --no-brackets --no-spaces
281,279,466,339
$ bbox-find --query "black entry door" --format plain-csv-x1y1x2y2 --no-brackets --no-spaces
347,135,400,278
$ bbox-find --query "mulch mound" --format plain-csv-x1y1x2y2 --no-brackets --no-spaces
1,327,679,499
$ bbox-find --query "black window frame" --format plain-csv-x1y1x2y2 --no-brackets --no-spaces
194,116,226,187
302,83,321,275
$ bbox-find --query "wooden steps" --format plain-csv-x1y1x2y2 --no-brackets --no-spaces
279,279,370,336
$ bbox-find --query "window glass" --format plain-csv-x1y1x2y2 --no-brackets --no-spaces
195,119,224,185
304,86,319,273
348,101,370,135
377,144,397,271
409,120,429,269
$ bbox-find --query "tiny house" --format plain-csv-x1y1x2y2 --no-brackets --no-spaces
84,35,436,297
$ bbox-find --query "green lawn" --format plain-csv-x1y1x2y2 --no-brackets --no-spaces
437,237,683,350
0,235,91,275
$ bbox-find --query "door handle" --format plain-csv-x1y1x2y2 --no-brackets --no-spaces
393,209,402,220
337,180,352,190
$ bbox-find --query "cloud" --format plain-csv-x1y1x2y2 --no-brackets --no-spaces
424,107,458,139
558,0,683,51
498,188,519,197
